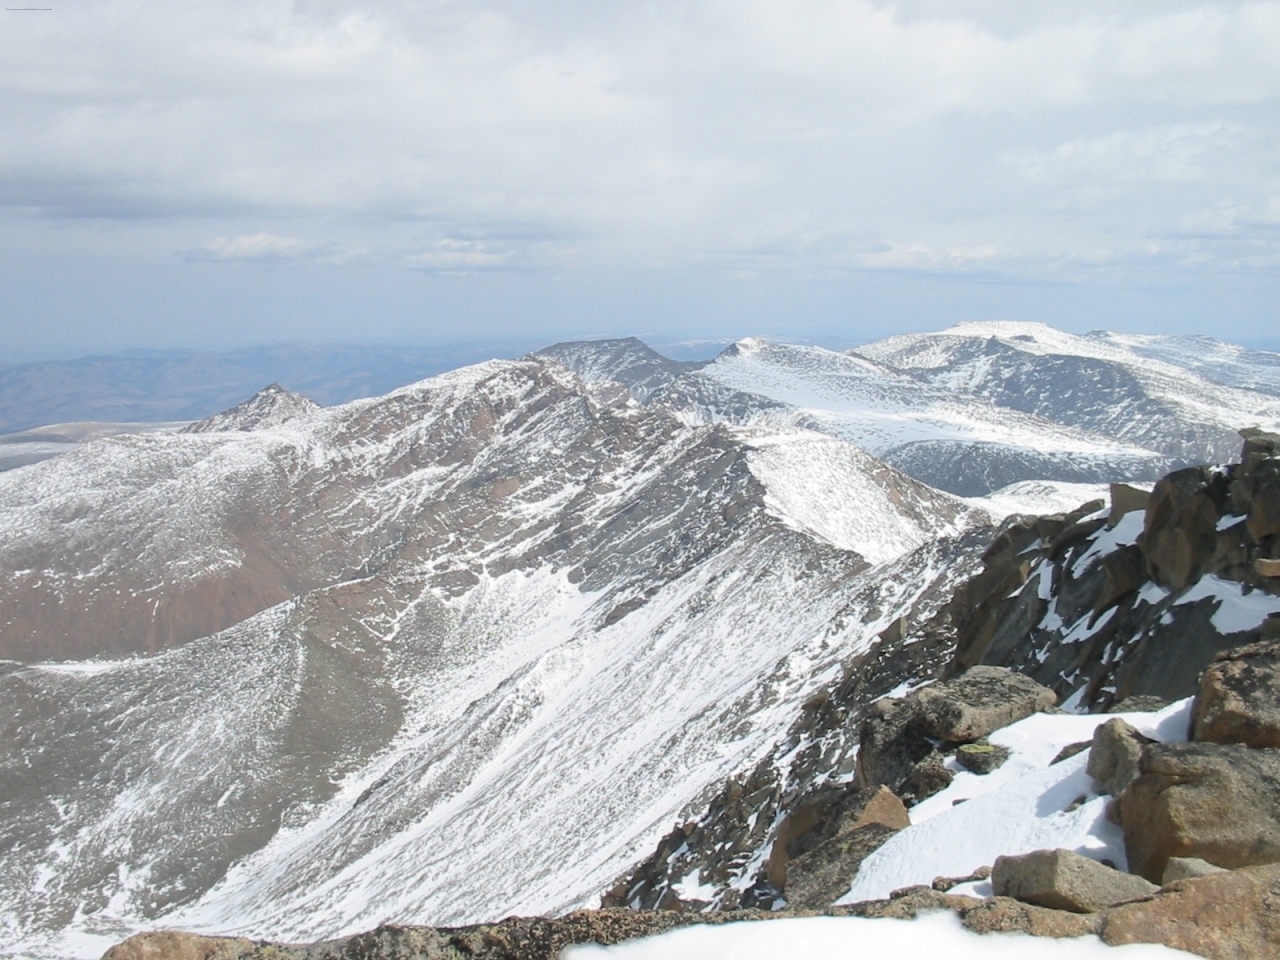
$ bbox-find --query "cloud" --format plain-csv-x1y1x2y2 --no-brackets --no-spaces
192,233,322,261
1,0,1279,286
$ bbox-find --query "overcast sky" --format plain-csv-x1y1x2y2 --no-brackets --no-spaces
2,0,1279,358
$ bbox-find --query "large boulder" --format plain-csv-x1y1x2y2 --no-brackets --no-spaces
912,666,1057,743
991,848,1157,913
102,932,255,960
1118,742,1280,882
1193,641,1280,748
1142,466,1227,590
1101,863,1280,960
766,784,909,889
782,823,899,909
1087,718,1153,796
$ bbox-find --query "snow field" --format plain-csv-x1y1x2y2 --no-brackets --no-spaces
838,699,1194,904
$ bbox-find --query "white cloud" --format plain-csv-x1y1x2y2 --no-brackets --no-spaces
1,0,1279,284
195,233,321,261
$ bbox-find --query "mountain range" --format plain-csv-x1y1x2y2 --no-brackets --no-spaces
2,321,1279,960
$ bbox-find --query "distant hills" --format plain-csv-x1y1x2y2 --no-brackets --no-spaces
0,341,543,434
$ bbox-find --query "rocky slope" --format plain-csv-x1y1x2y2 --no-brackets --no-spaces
0,356,992,959
856,321,1280,466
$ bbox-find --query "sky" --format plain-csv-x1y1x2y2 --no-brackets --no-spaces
2,0,1279,360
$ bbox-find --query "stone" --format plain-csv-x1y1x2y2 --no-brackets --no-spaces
1257,558,1280,578
960,897,1102,938
932,865,991,891
1092,544,1147,616
1050,741,1091,765
102,932,256,960
1087,718,1153,796
1108,695,1170,714
782,823,899,909
847,784,911,832
1118,741,1280,882
955,740,1011,774
1162,857,1228,884
906,754,954,802
1102,863,1280,960
1109,483,1151,527
913,666,1057,743
1193,641,1280,748
767,785,909,889
1142,466,1224,590
991,848,1158,913
854,696,935,794
1244,457,1280,543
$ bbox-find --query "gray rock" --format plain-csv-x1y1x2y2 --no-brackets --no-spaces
992,848,1158,913
1192,641,1280,748
1087,718,1153,796
955,740,1011,774
914,665,1057,743
1118,741,1280,882
1161,857,1228,885
782,823,899,909
1109,483,1150,527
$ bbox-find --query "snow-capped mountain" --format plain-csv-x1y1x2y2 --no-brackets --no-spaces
538,332,1226,496
5,322,1280,960
0,354,989,958
856,321,1280,465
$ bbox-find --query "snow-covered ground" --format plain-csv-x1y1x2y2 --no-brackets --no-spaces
839,700,1193,904
564,911,1194,959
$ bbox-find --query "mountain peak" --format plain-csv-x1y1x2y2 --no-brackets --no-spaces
182,383,319,433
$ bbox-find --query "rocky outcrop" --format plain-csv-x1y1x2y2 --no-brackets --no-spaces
782,823,899,910
990,848,1158,913
103,909,802,960
944,430,1280,711
182,383,319,434
1101,863,1280,960
854,666,1055,797
1193,642,1280,748
1118,742,1280,882
1087,718,1153,796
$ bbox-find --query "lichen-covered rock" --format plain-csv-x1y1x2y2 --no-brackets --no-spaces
955,740,1010,775
991,848,1158,913
1087,718,1153,796
782,823,899,909
1119,742,1280,882
913,666,1057,743
1193,642,1280,748
1102,863,1280,960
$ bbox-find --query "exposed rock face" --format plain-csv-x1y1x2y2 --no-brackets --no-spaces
855,666,1055,795
1101,863,1280,960
1193,642,1280,748
944,431,1280,711
1118,742,1280,882
991,848,1158,913
182,383,319,434
1087,718,1154,796
103,931,257,960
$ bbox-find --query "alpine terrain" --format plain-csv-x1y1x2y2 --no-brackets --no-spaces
2,321,1280,960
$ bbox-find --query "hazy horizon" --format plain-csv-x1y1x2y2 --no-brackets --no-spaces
3,1,1279,358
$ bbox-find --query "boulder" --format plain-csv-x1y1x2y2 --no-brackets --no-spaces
1102,863,1280,960
1162,857,1228,884
837,884,1101,938
1087,718,1153,796
782,823,898,909
1193,641,1280,748
1256,558,1280,578
906,753,954,802
913,666,1057,743
1142,466,1225,590
767,784,909,889
1118,741,1280,882
1244,457,1280,543
854,696,935,794
955,740,1010,775
1109,483,1151,528
991,848,1158,913
102,932,255,960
